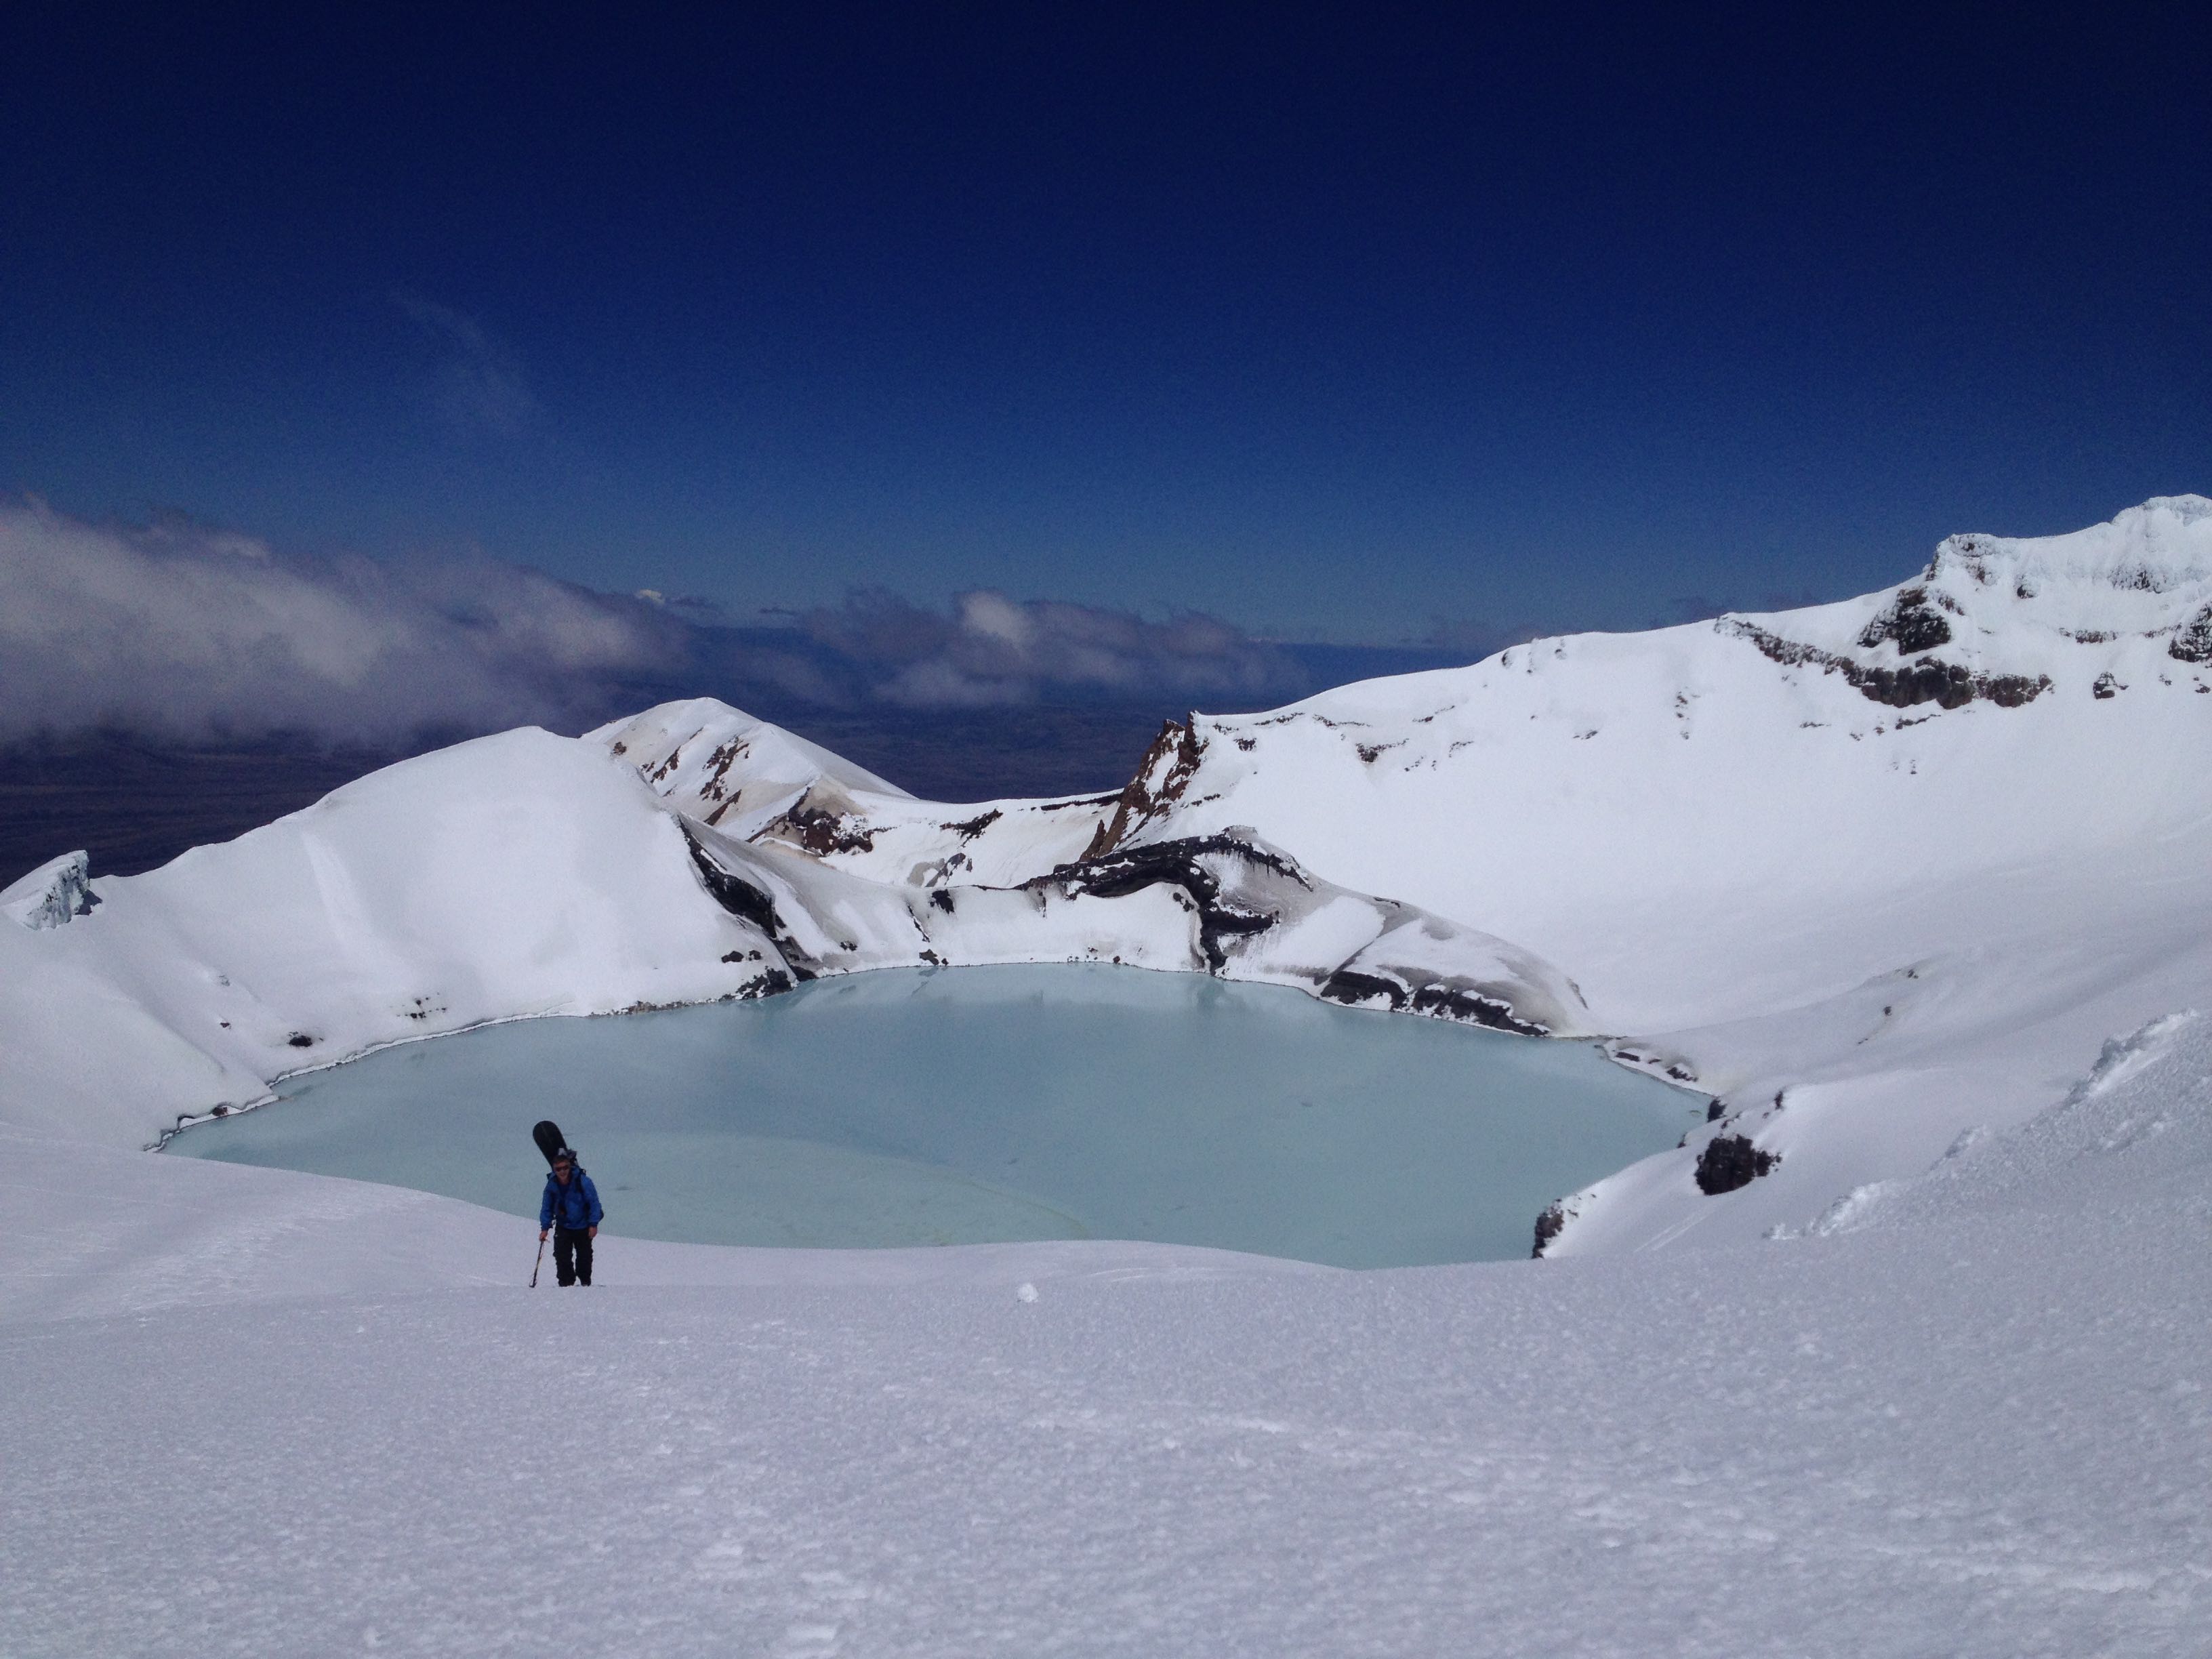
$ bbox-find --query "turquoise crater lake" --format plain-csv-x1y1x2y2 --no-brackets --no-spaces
168,964,1702,1267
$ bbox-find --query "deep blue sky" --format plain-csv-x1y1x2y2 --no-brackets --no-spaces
4,2,2207,645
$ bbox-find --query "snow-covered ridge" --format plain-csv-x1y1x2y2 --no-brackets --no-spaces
0,710,1587,1155
1713,493,2212,708
1,850,98,930
1,498,2206,1263
590,698,1584,1032
1048,497,2212,1252
593,697,1117,889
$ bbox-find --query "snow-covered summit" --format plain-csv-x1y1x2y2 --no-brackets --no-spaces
590,697,910,815
1721,493,2212,700
596,697,1118,888
1926,491,2212,594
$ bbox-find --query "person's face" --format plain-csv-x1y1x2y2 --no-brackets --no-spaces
554,1161,572,1183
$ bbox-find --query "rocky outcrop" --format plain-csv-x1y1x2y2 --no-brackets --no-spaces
681,827,818,982
1033,832,1290,972
763,798,878,855
1082,718,1207,858
1317,968,1547,1037
2169,603,2212,663
1530,1200,1571,1258
1694,1134,1780,1195
1856,586,1956,654
1723,619,2050,711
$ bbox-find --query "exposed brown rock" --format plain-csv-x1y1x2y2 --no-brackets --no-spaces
1082,717,1208,859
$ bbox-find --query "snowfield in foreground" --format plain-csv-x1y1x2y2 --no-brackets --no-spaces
5,1008,2209,1655
3,499,2211,1652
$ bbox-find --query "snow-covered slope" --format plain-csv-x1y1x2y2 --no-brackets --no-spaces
1094,499,2212,1020
7,1012,2208,1656
1065,497,2212,1251
0,731,791,1148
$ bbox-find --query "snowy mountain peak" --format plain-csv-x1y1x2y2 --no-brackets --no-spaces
1921,493,2212,609
1714,496,2212,704
591,699,914,840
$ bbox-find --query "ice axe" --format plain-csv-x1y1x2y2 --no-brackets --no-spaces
530,1230,547,1288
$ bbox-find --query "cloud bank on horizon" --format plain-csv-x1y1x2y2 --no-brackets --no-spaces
788,588,1303,709
0,501,688,746
0,503,1307,746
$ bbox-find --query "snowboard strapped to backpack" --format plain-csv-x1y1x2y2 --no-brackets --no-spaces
532,1119,606,1223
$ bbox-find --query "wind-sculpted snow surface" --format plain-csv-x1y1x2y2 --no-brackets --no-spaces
1799,1008,2212,1237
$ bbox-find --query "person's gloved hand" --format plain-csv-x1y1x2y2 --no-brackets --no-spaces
539,1229,548,1241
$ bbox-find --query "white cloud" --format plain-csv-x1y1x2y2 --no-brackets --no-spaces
0,501,1313,750
0,502,685,744
798,589,1303,708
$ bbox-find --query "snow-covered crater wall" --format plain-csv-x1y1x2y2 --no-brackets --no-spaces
2,497,2207,1261
0,708,1587,1153
1042,497,2212,1251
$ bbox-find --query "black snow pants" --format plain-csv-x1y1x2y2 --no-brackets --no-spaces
553,1225,594,1286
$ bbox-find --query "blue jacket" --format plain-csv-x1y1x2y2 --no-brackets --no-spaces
540,1166,604,1231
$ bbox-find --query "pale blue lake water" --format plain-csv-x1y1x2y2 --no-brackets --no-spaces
168,964,1702,1267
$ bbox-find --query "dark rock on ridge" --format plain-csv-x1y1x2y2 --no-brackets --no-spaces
2169,604,2212,663
1036,832,1294,972
1315,968,1548,1036
1531,1201,1570,1258
682,826,817,981
1083,717,1207,858
1694,1134,1780,1195
766,800,877,855
942,808,1002,840
1723,619,2050,711
1856,586,1955,654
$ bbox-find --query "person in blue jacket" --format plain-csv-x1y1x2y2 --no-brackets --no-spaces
538,1146,602,1286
